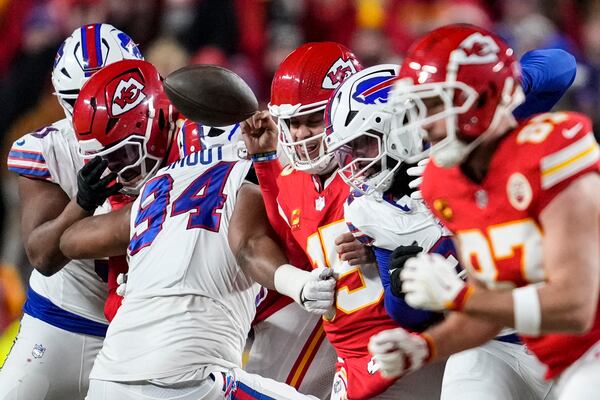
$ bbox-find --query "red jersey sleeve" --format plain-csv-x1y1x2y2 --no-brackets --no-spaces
533,112,600,212
254,160,311,269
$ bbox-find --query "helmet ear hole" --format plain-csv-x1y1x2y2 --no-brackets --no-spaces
106,117,118,134
158,108,166,131
476,91,488,109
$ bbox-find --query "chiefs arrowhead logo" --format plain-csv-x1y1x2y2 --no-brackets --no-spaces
451,32,500,65
323,58,358,89
111,77,146,116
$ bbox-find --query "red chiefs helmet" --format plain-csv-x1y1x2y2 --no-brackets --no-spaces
269,42,362,174
73,59,175,194
391,24,524,167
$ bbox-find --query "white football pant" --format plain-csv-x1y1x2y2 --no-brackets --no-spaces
246,301,336,399
0,314,103,400
555,339,600,399
442,340,555,400
86,367,319,400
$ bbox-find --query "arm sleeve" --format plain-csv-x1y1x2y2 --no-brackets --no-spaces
253,159,311,269
513,49,576,119
7,134,54,182
373,246,441,331
253,158,284,234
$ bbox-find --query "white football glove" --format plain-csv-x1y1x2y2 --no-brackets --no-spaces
301,267,336,316
401,253,470,311
368,327,431,378
406,158,429,201
116,273,127,297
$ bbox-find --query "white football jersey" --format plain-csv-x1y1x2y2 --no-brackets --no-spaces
7,119,109,328
344,192,450,252
91,143,260,381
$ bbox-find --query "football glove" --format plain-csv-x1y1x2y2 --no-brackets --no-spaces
389,243,423,298
368,327,432,378
76,156,122,212
300,267,336,316
401,253,471,311
406,158,429,201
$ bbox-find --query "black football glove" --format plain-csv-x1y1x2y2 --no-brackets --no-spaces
76,156,123,212
389,243,423,298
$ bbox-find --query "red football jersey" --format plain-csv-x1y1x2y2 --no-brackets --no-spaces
422,112,600,379
275,165,400,359
252,159,312,323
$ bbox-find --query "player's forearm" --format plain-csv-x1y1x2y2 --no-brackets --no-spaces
60,208,130,259
26,199,92,275
424,312,502,362
235,231,289,289
462,281,595,335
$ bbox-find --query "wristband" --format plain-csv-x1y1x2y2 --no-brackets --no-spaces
273,264,311,304
513,285,541,336
420,332,436,362
251,151,278,162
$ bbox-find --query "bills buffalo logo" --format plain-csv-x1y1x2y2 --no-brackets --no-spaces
352,76,396,105
451,32,500,65
323,58,358,89
54,42,65,68
110,77,146,116
117,32,143,60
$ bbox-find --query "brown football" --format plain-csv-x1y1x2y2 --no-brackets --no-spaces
163,64,258,126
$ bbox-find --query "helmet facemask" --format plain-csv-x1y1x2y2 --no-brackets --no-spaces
269,104,336,175
329,110,412,196
391,77,524,168
77,102,172,195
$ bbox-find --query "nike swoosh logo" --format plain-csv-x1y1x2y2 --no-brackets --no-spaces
15,139,25,146
562,122,583,139
397,203,411,212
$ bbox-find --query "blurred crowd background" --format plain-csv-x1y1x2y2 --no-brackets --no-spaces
0,0,599,359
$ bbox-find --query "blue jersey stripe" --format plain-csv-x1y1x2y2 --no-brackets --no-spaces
234,381,276,400
8,150,46,162
228,123,240,140
8,166,51,178
23,287,108,337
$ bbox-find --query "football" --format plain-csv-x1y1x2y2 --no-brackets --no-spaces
163,64,258,126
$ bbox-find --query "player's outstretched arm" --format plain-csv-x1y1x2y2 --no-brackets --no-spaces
228,183,335,315
228,182,287,288
18,177,91,276
60,204,131,259
514,48,576,119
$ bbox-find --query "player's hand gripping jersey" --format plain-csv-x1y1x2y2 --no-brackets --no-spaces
89,143,260,382
7,119,109,334
422,111,600,379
